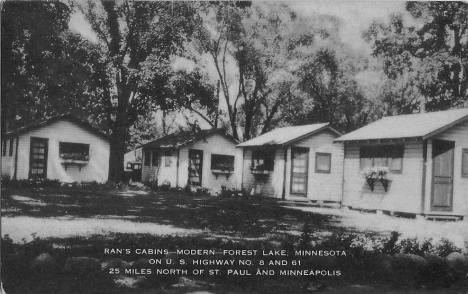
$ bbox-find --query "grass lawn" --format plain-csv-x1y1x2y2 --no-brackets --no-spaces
2,187,336,241
1,186,467,294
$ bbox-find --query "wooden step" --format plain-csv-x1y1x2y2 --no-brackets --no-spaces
424,215,462,221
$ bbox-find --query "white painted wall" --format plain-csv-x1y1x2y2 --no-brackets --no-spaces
179,134,239,191
142,133,239,191
241,148,285,198
6,120,109,183
342,140,424,214
1,138,16,178
425,122,468,216
285,130,344,201
240,129,343,200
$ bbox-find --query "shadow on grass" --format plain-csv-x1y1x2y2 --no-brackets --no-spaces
2,188,334,239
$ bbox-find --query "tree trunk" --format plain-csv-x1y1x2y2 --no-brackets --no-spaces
108,119,127,182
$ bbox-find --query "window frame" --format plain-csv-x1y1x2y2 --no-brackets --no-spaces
211,154,235,171
462,148,468,178
59,142,90,161
315,152,331,174
360,145,404,173
251,149,275,171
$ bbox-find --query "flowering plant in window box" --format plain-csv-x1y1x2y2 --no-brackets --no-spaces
360,166,389,180
211,164,234,180
60,153,90,161
250,164,271,175
360,166,390,192
212,163,234,172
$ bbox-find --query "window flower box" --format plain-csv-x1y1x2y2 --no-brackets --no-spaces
211,169,233,180
60,154,90,171
251,169,271,175
361,166,389,192
60,153,90,161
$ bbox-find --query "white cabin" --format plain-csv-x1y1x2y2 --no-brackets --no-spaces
141,130,239,191
1,115,110,183
335,108,468,219
236,124,344,202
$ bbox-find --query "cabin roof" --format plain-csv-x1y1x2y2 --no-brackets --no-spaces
237,123,341,147
335,108,468,142
141,129,238,149
4,114,110,141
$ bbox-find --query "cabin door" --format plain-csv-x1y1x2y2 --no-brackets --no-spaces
431,140,454,211
290,147,309,196
29,137,49,179
188,149,203,186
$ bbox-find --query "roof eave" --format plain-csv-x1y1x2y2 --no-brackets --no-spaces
280,125,338,147
335,136,424,144
4,115,110,141
422,115,468,140
236,143,280,148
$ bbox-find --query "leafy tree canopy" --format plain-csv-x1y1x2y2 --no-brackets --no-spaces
364,1,468,112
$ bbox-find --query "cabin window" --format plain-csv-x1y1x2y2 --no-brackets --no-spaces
127,162,141,170
151,150,159,166
2,139,6,156
165,151,172,167
316,153,331,173
462,149,468,178
144,150,151,166
9,139,14,156
251,149,275,171
211,154,235,171
59,142,90,161
360,145,404,173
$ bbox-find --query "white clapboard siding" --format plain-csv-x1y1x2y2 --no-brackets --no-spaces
343,140,424,214
141,149,177,186
242,148,285,198
9,120,109,183
157,149,179,187
178,133,238,191
284,130,344,201
142,133,238,191
1,138,17,178
425,122,468,216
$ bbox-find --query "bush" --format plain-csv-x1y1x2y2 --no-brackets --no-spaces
395,237,433,256
298,221,313,251
159,180,171,191
433,238,462,257
2,178,61,189
219,187,250,198
382,231,401,255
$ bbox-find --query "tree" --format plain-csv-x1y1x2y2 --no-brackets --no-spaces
196,2,328,140
282,47,377,133
364,2,468,112
72,1,213,181
1,1,73,135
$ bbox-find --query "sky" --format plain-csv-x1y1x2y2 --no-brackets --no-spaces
69,1,408,51
289,1,407,51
